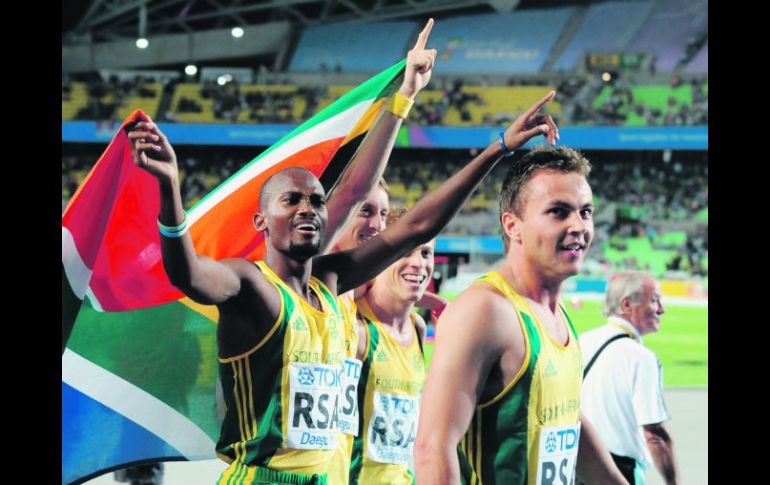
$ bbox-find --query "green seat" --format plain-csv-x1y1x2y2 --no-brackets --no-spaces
657,231,687,246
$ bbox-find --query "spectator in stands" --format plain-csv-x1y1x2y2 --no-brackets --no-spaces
578,271,679,485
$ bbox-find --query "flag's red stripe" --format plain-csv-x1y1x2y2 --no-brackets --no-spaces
84,136,344,311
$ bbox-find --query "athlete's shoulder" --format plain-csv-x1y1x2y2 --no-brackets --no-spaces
438,280,520,347
220,257,263,277
446,283,502,318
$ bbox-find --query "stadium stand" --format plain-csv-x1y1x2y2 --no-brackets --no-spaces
685,42,708,73
65,75,705,127
62,82,89,121
171,83,223,123
426,9,574,74
586,80,708,126
113,82,162,121
62,1,708,128
289,21,417,73
62,1,708,279
625,0,708,72
62,144,707,280
552,1,655,71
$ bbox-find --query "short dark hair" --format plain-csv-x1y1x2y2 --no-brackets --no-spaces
259,167,317,211
499,146,591,252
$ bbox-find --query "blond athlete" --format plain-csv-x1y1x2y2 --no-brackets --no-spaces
349,208,431,485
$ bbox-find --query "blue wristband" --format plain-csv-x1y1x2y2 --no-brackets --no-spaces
159,225,189,238
158,218,187,233
498,130,516,157
158,216,189,238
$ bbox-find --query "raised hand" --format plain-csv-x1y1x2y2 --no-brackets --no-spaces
399,18,438,98
127,116,179,182
501,90,561,150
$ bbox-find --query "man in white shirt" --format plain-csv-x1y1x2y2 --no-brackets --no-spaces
579,271,679,485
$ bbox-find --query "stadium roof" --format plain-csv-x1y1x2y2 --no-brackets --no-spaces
63,0,598,45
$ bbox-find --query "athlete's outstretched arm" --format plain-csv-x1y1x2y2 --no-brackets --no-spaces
128,118,245,305
644,422,679,485
316,91,559,293
416,291,448,325
576,412,630,485
413,288,503,485
321,19,437,252
416,291,448,311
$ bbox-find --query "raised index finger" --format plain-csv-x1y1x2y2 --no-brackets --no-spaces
413,18,434,50
523,90,556,119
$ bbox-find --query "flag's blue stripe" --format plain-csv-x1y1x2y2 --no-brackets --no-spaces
62,382,184,485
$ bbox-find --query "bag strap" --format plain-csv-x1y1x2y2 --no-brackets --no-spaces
583,333,632,378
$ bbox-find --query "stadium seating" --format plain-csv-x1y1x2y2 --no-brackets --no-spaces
625,0,708,72
235,85,307,123
114,83,162,121
62,82,89,121
553,1,655,71
426,9,574,74
171,83,222,124
289,21,416,73
590,83,706,126
442,86,561,126
314,85,355,114
62,3,709,283
685,42,708,73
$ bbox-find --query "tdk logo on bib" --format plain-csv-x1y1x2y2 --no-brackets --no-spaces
544,428,578,453
298,367,315,385
536,422,581,485
366,391,419,464
287,362,341,450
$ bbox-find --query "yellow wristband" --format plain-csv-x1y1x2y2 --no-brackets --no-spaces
385,92,414,119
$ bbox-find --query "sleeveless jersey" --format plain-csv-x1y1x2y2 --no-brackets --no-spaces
459,272,583,485
349,298,426,485
216,261,346,482
327,291,362,485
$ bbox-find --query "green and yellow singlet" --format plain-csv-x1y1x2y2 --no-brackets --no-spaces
459,272,583,485
327,292,362,485
349,298,426,485
216,261,345,484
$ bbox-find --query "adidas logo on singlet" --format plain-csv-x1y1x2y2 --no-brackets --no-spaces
412,354,424,371
544,359,558,378
292,318,309,331
375,350,389,362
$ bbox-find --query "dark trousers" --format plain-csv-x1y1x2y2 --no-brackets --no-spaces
576,453,636,485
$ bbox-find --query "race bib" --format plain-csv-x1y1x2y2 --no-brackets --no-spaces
366,391,419,464
286,362,341,450
535,422,581,485
338,357,362,436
